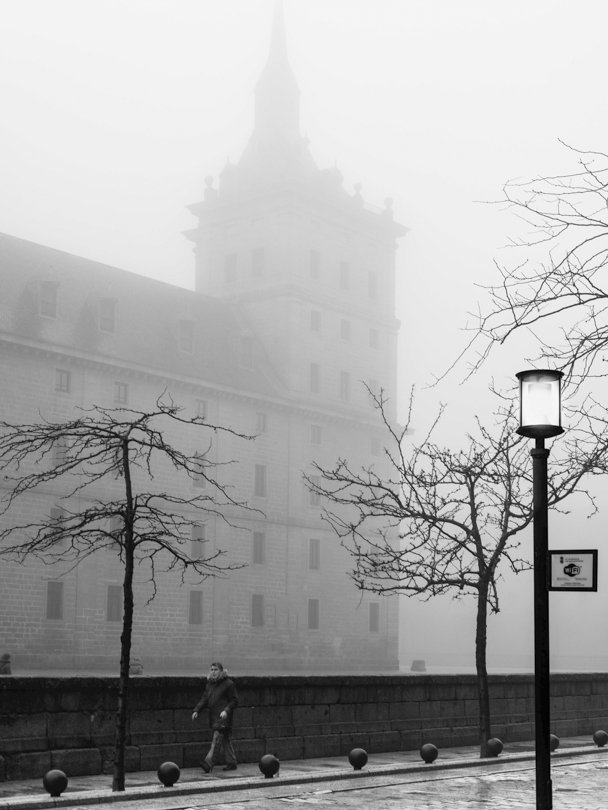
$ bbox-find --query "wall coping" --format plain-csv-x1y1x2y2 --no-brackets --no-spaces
2,671,608,692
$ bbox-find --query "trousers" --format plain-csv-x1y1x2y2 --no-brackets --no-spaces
204,729,237,769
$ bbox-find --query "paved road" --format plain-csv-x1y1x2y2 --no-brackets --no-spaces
117,757,606,810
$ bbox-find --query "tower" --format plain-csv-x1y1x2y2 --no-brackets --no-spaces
184,1,407,669
185,2,406,421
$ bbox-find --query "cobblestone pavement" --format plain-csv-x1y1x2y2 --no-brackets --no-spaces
2,741,605,809
30,756,605,810
172,758,607,809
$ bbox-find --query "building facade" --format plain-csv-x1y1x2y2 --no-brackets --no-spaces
0,6,406,673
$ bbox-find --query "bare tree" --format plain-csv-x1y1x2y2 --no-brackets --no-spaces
305,390,608,757
0,398,257,791
474,144,608,389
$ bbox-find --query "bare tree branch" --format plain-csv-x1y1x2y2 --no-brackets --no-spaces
0,395,259,790
305,386,608,757
471,144,608,390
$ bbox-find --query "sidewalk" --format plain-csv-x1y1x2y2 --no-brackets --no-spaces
0,736,606,810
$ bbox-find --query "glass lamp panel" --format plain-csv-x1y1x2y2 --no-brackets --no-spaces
520,373,561,428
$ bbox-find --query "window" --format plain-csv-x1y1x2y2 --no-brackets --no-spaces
48,506,66,546
251,594,265,627
251,247,264,277
46,581,64,620
114,382,128,404
178,320,194,353
368,380,379,407
371,436,381,457
40,282,58,318
108,515,122,539
310,424,322,444
255,412,267,433
52,436,69,467
339,261,350,291
369,602,380,633
369,329,379,350
368,271,378,300
310,250,320,279
308,475,321,506
193,454,207,489
106,585,122,622
224,254,237,283
240,337,253,368
308,538,321,570
253,531,265,564
55,368,71,393
99,298,116,333
254,464,267,497
195,399,208,420
308,598,320,630
340,319,351,341
339,371,350,401
310,310,321,331
191,525,205,559
188,591,203,625
309,363,320,394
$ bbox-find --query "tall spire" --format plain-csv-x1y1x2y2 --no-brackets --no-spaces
253,0,300,144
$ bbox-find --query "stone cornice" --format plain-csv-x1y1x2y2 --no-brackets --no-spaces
0,334,393,431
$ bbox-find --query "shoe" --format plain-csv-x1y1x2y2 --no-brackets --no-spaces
201,761,211,773
223,763,237,771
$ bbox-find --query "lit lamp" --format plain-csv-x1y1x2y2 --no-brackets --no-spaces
516,370,564,439
515,368,563,810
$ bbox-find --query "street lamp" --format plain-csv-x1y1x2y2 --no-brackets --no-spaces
516,369,564,810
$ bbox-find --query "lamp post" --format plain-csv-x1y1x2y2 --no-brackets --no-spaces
516,369,564,810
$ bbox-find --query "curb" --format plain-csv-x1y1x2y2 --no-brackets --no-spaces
1,745,605,809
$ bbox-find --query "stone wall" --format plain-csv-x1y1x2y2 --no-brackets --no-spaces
1,673,608,780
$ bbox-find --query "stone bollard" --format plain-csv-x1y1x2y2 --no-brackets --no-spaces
420,743,438,763
348,748,368,770
259,754,280,778
157,762,180,787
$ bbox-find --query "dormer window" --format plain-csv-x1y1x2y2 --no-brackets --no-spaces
114,381,128,404
178,319,194,354
99,298,116,333
40,281,58,318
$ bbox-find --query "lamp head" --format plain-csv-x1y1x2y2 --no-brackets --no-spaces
516,369,564,439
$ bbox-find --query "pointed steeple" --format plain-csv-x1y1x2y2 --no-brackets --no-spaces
254,0,300,144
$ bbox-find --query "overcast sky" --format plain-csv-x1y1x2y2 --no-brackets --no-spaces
1,0,607,431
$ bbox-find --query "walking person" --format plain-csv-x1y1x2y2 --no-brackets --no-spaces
192,661,238,773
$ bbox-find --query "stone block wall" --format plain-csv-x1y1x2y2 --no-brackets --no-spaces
1,673,608,780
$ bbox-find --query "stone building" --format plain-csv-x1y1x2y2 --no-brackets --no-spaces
0,5,406,673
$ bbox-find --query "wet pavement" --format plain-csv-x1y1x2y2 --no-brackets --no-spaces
0,736,607,809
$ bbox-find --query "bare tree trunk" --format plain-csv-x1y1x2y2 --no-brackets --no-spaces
475,583,492,758
113,438,135,792
112,541,134,791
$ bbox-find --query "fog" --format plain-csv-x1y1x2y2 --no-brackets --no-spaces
1,0,608,673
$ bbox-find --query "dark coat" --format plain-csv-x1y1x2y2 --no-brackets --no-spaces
194,674,238,731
